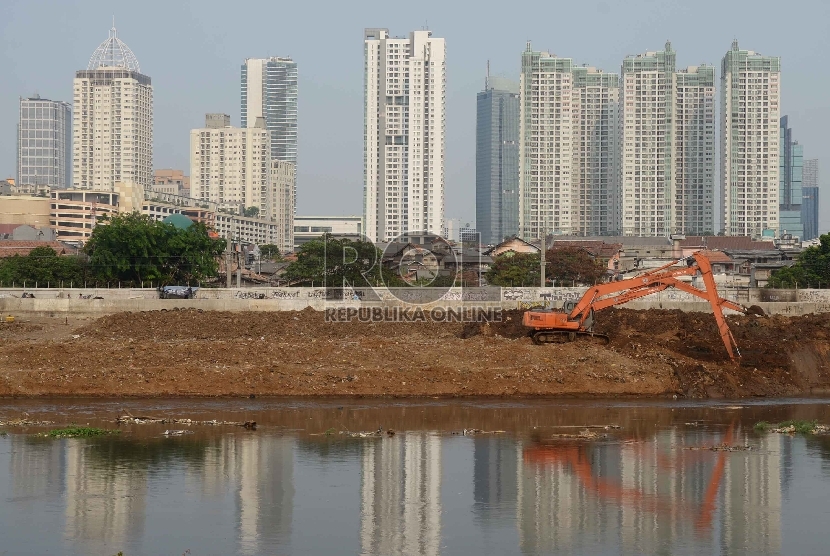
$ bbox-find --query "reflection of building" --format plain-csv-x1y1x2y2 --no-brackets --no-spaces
519,426,783,554
200,434,294,555
473,436,518,524
63,440,147,552
360,433,441,555
9,436,66,500
721,434,782,553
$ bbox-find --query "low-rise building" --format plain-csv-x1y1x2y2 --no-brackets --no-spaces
0,195,51,227
50,190,119,245
293,216,362,249
152,169,190,197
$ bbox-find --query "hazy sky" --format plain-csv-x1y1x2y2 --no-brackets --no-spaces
1,0,829,233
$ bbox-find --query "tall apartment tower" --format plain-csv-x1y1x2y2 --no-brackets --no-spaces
519,48,575,239
621,43,676,236
621,43,715,236
190,114,271,215
673,66,716,235
364,28,446,242
73,25,153,191
572,65,621,236
779,116,803,239
518,45,620,239
17,96,72,189
241,57,298,165
270,160,296,253
476,75,519,245
720,41,781,237
802,158,819,240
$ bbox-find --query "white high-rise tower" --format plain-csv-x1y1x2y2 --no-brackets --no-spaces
364,28,446,242
72,24,152,191
721,41,781,237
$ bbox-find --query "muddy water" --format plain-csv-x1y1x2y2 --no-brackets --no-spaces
1,399,829,555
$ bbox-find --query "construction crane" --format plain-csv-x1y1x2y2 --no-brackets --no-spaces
522,252,747,362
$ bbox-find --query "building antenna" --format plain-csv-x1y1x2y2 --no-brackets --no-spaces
486,60,490,89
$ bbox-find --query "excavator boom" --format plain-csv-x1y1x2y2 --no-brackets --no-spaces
522,252,746,362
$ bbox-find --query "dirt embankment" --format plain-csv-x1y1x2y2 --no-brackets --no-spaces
0,307,828,398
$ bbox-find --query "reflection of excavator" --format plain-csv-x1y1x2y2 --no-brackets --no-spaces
522,252,747,361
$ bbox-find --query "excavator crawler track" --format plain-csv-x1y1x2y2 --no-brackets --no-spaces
531,330,611,346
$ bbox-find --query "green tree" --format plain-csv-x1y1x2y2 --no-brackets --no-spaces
768,233,830,288
259,244,284,261
0,246,87,286
545,246,607,285
485,253,541,287
84,212,226,286
282,235,402,287
242,206,259,218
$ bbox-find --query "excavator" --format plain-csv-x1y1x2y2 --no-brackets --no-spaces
522,252,747,362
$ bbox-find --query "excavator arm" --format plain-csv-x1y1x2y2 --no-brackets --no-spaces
534,252,747,362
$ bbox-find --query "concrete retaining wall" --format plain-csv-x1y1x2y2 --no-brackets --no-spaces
1,287,829,316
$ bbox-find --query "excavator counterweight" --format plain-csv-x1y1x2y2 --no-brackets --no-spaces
522,252,746,362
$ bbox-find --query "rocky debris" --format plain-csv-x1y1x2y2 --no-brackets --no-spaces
163,429,194,436
338,428,396,438
0,418,54,427
116,415,256,430
686,444,754,452
548,429,608,440
771,423,828,435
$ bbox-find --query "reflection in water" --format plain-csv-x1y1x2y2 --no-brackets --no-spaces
360,433,441,555
1,400,828,555
200,435,294,554
64,439,147,552
473,436,518,524
520,425,783,554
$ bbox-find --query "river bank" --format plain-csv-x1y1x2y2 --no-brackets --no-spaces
0,308,828,398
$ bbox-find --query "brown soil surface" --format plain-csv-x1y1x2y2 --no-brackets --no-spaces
0,308,828,398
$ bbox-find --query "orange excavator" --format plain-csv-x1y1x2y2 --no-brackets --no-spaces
522,252,746,362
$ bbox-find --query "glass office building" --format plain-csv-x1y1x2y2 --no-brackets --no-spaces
476,76,519,245
802,158,819,240
241,57,298,164
779,116,803,239
17,95,71,189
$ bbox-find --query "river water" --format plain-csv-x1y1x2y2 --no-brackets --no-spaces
1,398,829,556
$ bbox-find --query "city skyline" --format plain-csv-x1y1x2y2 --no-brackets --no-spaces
1,0,829,233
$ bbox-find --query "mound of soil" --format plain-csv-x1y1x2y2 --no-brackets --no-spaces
0,308,828,399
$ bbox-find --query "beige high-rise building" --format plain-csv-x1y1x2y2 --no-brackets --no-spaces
518,45,620,239
72,25,152,191
190,114,294,250
190,114,270,215
721,41,781,237
270,160,296,253
364,28,446,242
